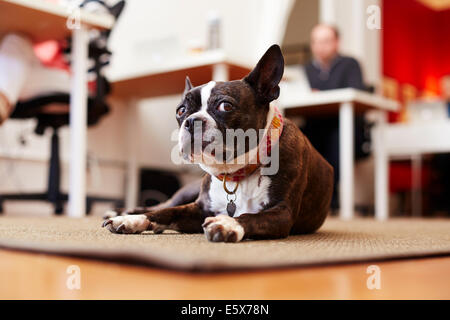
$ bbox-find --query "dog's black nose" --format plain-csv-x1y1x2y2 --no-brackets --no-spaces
184,117,205,134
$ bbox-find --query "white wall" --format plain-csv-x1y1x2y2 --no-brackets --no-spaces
135,95,180,168
283,0,319,49
107,0,293,78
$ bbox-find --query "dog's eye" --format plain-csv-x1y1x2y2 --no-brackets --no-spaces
217,102,233,112
176,106,186,117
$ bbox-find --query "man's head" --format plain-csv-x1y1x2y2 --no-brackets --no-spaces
176,45,284,166
310,23,340,66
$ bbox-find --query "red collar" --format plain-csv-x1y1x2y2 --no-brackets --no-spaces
216,105,284,182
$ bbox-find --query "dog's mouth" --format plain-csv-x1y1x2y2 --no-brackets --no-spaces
180,138,217,161
194,139,217,158
202,140,218,156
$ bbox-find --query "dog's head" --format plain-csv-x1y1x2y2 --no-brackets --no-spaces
177,44,284,168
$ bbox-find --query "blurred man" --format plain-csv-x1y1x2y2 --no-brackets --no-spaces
302,24,367,211
305,24,364,90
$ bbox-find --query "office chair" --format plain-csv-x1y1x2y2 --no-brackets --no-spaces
0,1,126,215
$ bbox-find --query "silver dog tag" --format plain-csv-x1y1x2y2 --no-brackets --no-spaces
227,200,236,217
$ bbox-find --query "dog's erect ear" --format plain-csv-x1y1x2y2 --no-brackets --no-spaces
109,0,125,19
244,44,284,104
184,76,193,95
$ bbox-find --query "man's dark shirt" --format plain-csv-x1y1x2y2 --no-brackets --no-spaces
305,55,365,91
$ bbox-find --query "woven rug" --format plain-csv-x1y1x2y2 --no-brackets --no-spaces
0,216,449,271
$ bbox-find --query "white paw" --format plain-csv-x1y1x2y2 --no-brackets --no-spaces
102,214,150,234
202,215,244,242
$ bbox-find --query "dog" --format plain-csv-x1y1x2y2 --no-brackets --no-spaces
102,44,333,242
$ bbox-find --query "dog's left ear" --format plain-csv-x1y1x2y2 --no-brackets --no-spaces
183,76,193,95
244,44,284,104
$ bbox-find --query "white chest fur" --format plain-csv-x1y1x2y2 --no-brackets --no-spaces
207,168,271,217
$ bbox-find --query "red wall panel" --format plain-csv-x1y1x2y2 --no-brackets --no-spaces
382,0,450,95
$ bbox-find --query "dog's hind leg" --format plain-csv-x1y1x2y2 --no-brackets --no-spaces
103,179,202,219
153,178,202,209
103,202,205,234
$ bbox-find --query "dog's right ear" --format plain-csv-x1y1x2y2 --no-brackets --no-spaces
184,76,193,95
244,44,284,104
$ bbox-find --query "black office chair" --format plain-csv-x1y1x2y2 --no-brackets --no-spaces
0,1,126,215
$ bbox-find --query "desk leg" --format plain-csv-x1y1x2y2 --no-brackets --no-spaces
411,154,422,217
68,26,88,217
339,102,354,220
212,63,229,82
125,99,139,209
374,111,388,220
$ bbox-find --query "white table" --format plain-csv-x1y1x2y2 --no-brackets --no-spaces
109,50,251,99
280,88,399,220
108,50,252,208
372,120,450,220
0,0,114,217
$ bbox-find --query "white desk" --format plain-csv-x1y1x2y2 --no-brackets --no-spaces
109,50,252,99
0,0,114,217
109,50,252,208
372,120,450,220
280,88,399,220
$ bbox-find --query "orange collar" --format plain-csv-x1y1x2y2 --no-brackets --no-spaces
216,105,284,182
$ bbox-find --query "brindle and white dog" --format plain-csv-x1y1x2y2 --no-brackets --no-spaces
102,45,333,242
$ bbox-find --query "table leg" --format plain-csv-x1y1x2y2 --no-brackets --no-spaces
212,63,229,82
411,154,422,217
125,99,139,209
339,102,354,220
374,111,388,220
68,26,88,217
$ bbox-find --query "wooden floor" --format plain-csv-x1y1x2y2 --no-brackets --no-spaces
0,249,449,299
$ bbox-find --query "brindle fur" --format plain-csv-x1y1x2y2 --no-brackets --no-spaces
104,45,333,240
123,118,333,239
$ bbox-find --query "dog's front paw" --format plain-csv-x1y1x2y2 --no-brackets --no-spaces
202,215,244,242
102,214,150,234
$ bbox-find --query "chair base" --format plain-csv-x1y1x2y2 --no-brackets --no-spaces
0,193,123,215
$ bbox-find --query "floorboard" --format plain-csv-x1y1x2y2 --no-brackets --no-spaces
0,249,449,299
